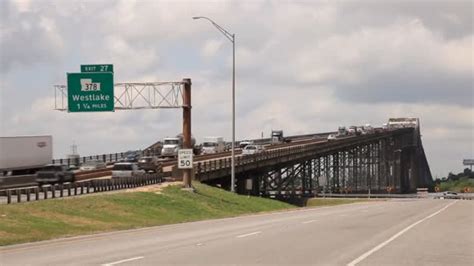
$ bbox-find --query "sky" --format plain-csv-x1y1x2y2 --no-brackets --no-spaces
0,0,472,178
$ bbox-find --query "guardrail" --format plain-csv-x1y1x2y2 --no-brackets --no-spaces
0,173,162,204
52,151,142,166
319,193,474,200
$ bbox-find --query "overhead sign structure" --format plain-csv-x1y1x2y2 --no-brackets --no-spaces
67,72,114,112
463,159,474,165
178,149,193,169
81,64,114,73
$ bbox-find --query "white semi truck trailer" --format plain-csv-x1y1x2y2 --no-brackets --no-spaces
0,136,53,175
201,136,226,154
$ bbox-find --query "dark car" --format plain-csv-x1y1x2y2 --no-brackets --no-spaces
126,154,140,162
119,152,140,162
137,156,160,172
36,164,75,186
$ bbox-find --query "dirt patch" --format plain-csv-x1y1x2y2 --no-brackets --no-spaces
125,181,182,194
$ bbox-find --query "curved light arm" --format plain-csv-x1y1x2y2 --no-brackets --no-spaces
193,16,234,43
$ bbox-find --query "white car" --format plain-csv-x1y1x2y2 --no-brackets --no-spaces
111,163,145,178
327,134,337,141
239,140,253,149
79,160,106,171
242,144,265,155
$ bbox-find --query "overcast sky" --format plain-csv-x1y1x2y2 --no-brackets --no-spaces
0,0,472,178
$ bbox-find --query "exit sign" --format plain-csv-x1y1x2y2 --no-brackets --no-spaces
67,72,114,112
81,64,114,73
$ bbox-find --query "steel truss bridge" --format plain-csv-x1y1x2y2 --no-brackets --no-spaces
195,127,433,198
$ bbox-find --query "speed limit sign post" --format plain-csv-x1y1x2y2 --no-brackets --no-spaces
178,149,193,169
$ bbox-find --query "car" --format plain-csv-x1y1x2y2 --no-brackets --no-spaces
119,151,141,162
443,191,458,196
111,162,145,179
79,160,106,171
124,153,140,162
327,134,337,141
348,126,357,135
36,164,75,185
68,164,79,171
242,144,265,155
239,140,253,149
137,156,160,172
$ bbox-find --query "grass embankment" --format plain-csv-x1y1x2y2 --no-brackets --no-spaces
0,183,293,246
438,177,474,193
306,198,370,207
0,183,372,246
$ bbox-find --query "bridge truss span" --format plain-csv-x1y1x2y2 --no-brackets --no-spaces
196,128,433,197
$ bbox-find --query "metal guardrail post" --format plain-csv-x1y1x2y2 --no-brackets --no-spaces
16,189,21,203
59,184,63,197
7,190,11,204
35,187,39,200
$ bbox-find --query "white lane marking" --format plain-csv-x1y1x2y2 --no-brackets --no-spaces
102,256,144,266
302,220,317,224
347,200,457,266
236,231,262,238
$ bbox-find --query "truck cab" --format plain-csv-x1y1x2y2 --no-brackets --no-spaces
271,130,284,144
201,137,226,154
161,137,181,157
337,126,348,137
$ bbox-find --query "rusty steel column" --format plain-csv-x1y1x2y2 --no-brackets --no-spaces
182,78,192,188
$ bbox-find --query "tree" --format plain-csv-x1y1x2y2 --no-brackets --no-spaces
447,172,458,181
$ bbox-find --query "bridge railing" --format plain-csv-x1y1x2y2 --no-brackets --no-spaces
52,151,143,166
195,129,413,179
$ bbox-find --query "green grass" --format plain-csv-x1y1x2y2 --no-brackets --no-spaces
0,183,293,246
0,183,373,246
438,177,474,193
306,198,371,207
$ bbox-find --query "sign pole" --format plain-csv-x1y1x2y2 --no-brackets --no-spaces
182,78,192,188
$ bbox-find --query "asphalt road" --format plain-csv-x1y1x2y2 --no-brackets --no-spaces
1,199,472,265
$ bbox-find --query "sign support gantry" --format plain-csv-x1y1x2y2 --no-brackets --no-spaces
54,81,186,111
54,78,194,188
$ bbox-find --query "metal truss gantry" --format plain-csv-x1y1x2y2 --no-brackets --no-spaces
54,82,185,111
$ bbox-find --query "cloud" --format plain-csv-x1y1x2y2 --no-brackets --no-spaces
0,0,64,73
200,39,224,58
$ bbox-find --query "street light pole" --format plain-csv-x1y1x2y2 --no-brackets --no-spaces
193,16,236,192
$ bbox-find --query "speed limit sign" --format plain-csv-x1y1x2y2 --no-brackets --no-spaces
178,149,193,169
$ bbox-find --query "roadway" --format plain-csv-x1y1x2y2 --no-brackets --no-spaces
1,199,472,265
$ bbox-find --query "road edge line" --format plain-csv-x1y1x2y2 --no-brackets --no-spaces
347,200,457,266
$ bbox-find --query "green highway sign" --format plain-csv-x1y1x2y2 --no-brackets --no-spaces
67,72,114,112
81,64,114,73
